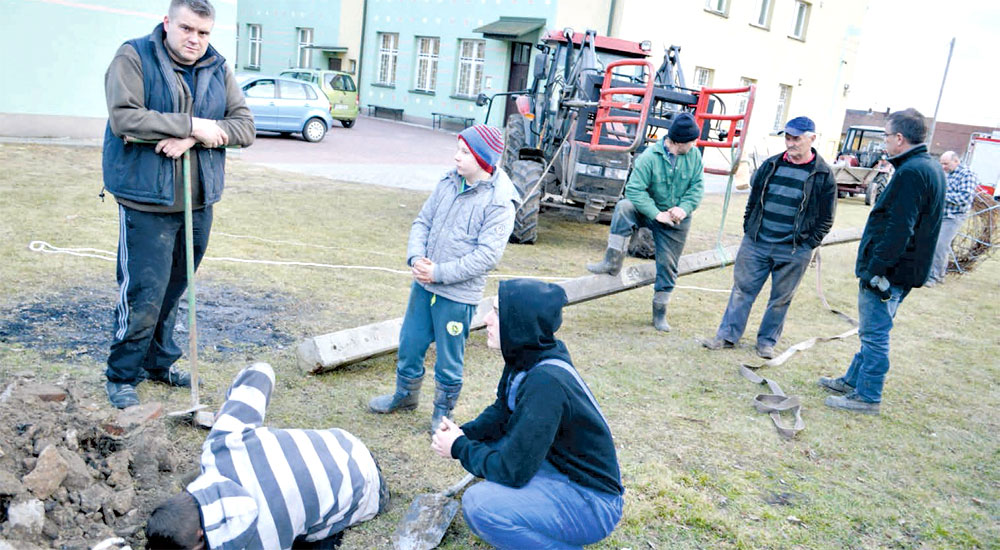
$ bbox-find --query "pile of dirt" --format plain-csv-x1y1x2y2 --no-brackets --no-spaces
0,376,197,550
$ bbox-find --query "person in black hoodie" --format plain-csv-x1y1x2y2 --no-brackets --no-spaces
431,279,624,549
818,108,944,414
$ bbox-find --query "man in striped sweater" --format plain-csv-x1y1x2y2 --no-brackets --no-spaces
702,116,837,359
145,363,389,549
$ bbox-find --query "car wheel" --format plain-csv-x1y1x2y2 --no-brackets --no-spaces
341,118,355,129
302,118,327,142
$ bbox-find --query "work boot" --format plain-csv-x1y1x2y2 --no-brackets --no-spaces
825,393,880,415
701,336,735,350
755,344,775,360
144,365,193,387
652,291,671,332
106,381,140,409
369,374,422,414
430,380,462,434
817,376,853,394
586,248,625,276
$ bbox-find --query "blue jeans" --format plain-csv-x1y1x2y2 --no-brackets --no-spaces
608,199,691,293
462,460,623,550
837,281,909,403
715,237,813,347
106,204,213,384
396,283,476,386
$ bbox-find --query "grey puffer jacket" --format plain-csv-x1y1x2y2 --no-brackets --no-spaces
407,168,519,305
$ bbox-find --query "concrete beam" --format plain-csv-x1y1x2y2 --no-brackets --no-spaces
297,228,862,374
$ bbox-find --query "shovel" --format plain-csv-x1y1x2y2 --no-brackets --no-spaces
123,138,229,429
392,473,476,550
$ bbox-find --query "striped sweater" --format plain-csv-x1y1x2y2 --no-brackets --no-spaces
187,363,382,550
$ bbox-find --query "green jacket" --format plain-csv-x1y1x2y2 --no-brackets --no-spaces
624,138,704,220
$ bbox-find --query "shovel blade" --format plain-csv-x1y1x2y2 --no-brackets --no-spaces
391,493,461,550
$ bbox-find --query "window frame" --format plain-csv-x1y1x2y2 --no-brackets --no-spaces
737,77,756,129
455,38,486,98
693,66,715,89
704,0,730,17
297,27,314,68
376,32,399,86
247,24,261,70
773,84,792,133
414,36,440,93
790,1,811,41
751,0,774,29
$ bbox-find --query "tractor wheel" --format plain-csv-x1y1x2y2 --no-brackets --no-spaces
509,159,544,244
502,114,526,176
865,173,889,205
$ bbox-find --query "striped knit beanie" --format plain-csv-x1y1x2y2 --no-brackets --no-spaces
459,124,505,174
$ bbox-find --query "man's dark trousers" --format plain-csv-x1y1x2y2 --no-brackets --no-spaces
106,204,212,385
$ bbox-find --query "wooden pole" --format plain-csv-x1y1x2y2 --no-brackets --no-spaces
297,227,863,373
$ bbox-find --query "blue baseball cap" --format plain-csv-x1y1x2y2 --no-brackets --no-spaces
781,116,815,136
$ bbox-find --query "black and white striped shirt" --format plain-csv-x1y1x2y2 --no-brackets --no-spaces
187,363,381,550
758,156,815,244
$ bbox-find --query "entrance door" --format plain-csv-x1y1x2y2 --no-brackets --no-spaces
504,42,532,121
328,56,342,71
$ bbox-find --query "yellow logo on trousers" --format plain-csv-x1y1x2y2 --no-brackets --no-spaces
446,321,464,336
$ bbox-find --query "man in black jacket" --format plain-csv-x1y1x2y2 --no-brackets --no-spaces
702,116,836,359
430,279,624,549
819,108,944,414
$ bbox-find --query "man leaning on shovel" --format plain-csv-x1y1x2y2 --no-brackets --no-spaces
101,0,254,409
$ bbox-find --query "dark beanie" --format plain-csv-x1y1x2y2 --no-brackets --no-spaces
459,125,505,174
668,113,700,143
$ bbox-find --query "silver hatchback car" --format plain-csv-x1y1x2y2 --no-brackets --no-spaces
238,75,335,142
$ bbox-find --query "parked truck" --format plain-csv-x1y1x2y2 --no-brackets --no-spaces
965,131,1000,196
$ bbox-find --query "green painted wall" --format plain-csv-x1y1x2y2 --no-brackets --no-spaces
235,0,344,75
0,0,237,119
360,0,559,127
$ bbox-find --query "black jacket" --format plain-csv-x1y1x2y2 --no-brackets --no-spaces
744,149,837,250
452,279,624,496
855,144,944,288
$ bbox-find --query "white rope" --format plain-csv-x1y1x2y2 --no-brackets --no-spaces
26,240,572,280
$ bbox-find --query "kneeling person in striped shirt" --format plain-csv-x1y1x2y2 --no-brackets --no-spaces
145,363,389,549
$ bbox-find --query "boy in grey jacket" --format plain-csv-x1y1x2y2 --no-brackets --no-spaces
369,125,518,433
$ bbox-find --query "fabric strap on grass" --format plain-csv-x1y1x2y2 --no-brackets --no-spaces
739,249,860,438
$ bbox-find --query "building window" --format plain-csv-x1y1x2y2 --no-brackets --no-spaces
791,1,811,40
456,39,485,97
737,77,756,129
753,0,774,28
704,0,729,16
773,84,792,132
247,24,261,69
377,32,399,85
414,36,440,92
693,67,714,88
297,28,314,68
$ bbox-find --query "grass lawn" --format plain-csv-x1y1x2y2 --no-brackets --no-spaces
0,143,997,549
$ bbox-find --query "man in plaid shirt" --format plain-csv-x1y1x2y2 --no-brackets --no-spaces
927,151,980,285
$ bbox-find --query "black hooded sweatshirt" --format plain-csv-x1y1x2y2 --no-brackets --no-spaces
451,279,624,496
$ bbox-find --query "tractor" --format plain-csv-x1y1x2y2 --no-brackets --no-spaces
833,125,892,205
476,28,756,244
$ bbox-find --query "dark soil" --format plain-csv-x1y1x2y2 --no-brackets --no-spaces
0,283,295,362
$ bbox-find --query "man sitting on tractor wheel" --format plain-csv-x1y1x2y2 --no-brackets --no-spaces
585,113,704,332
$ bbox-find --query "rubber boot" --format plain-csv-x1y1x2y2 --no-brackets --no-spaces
368,374,422,413
429,380,462,434
586,248,625,276
652,291,671,332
